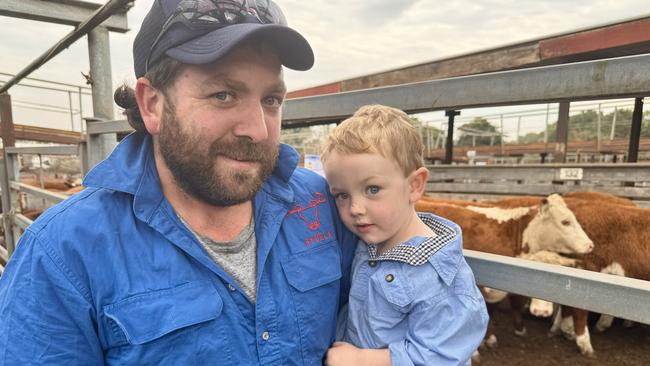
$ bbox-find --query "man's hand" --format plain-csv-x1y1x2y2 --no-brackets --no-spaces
325,342,391,366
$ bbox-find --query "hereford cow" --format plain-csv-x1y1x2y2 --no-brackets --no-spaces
416,194,594,355
422,192,640,357
480,192,637,357
526,199,649,357
416,194,594,255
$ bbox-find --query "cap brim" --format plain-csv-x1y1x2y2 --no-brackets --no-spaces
165,23,314,71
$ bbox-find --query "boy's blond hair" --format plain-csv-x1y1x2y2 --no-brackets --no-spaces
320,104,424,176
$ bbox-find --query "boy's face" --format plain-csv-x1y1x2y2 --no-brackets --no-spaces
323,151,416,250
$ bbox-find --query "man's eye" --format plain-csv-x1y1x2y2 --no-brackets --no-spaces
263,96,283,107
213,91,234,101
366,186,380,195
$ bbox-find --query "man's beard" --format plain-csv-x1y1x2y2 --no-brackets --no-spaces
158,103,279,206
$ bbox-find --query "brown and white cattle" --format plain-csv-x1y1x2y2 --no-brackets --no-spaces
416,194,594,352
527,199,649,357
416,194,594,256
478,192,639,357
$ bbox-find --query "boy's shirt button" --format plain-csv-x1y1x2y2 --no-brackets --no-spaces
385,274,395,282
368,261,377,267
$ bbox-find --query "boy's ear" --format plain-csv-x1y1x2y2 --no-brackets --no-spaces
135,77,165,135
408,167,429,203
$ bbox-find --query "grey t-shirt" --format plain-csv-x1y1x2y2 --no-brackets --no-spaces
183,217,257,302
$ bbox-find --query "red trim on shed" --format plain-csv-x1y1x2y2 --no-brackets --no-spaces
540,19,650,59
287,83,341,99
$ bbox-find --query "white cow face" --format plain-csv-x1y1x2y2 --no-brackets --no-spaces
523,194,594,254
529,298,554,317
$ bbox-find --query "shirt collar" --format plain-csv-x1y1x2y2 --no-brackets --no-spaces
367,213,460,266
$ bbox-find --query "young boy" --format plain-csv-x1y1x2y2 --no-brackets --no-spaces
321,105,488,366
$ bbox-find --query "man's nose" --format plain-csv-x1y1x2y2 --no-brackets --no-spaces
233,102,269,142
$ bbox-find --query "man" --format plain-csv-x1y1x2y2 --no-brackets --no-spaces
0,1,356,364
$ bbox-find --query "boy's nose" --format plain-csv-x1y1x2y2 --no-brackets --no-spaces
349,200,365,216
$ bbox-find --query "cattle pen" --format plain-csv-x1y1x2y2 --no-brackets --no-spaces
2,52,650,324
1,7,650,362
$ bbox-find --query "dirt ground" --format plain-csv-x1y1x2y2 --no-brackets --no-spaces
476,303,650,366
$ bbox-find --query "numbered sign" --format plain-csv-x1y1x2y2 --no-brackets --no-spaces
559,168,583,181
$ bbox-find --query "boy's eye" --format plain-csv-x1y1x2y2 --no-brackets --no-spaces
366,186,380,195
333,192,349,200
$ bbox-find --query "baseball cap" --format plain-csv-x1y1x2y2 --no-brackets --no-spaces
133,0,314,78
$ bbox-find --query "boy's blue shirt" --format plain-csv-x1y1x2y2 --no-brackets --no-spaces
0,131,357,365
341,213,488,366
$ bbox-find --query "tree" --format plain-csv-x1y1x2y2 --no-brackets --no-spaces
518,108,650,143
411,116,444,150
456,117,502,146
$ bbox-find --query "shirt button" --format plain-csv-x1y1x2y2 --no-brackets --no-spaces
368,261,377,267
227,284,236,292
261,331,270,341
385,274,395,282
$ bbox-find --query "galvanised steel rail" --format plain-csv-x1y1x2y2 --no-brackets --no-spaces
466,250,650,324
0,0,133,94
9,182,68,205
5,145,79,156
282,53,650,127
84,119,133,135
1,145,81,255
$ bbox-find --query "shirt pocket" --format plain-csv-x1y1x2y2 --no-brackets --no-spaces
103,281,223,346
376,268,415,310
282,240,342,291
281,241,342,363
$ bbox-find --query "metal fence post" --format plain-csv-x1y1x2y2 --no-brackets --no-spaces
1,151,20,256
0,158,13,257
444,110,460,164
628,97,645,163
86,26,117,169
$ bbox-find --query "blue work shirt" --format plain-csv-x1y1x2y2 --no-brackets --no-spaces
340,213,488,366
0,132,356,365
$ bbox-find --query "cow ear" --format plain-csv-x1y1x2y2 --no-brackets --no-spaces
540,197,550,215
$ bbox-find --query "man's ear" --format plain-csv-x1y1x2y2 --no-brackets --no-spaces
408,166,429,203
135,77,165,135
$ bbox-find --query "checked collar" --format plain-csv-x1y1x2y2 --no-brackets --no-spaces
367,214,457,266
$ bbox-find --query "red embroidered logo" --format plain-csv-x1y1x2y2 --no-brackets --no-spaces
287,192,334,246
287,192,326,230
304,231,333,246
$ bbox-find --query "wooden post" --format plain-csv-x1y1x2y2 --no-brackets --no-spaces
554,102,570,163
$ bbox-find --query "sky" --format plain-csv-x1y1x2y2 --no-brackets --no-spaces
0,0,648,132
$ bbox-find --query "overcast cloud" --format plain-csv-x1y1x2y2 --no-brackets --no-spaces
0,0,647,130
